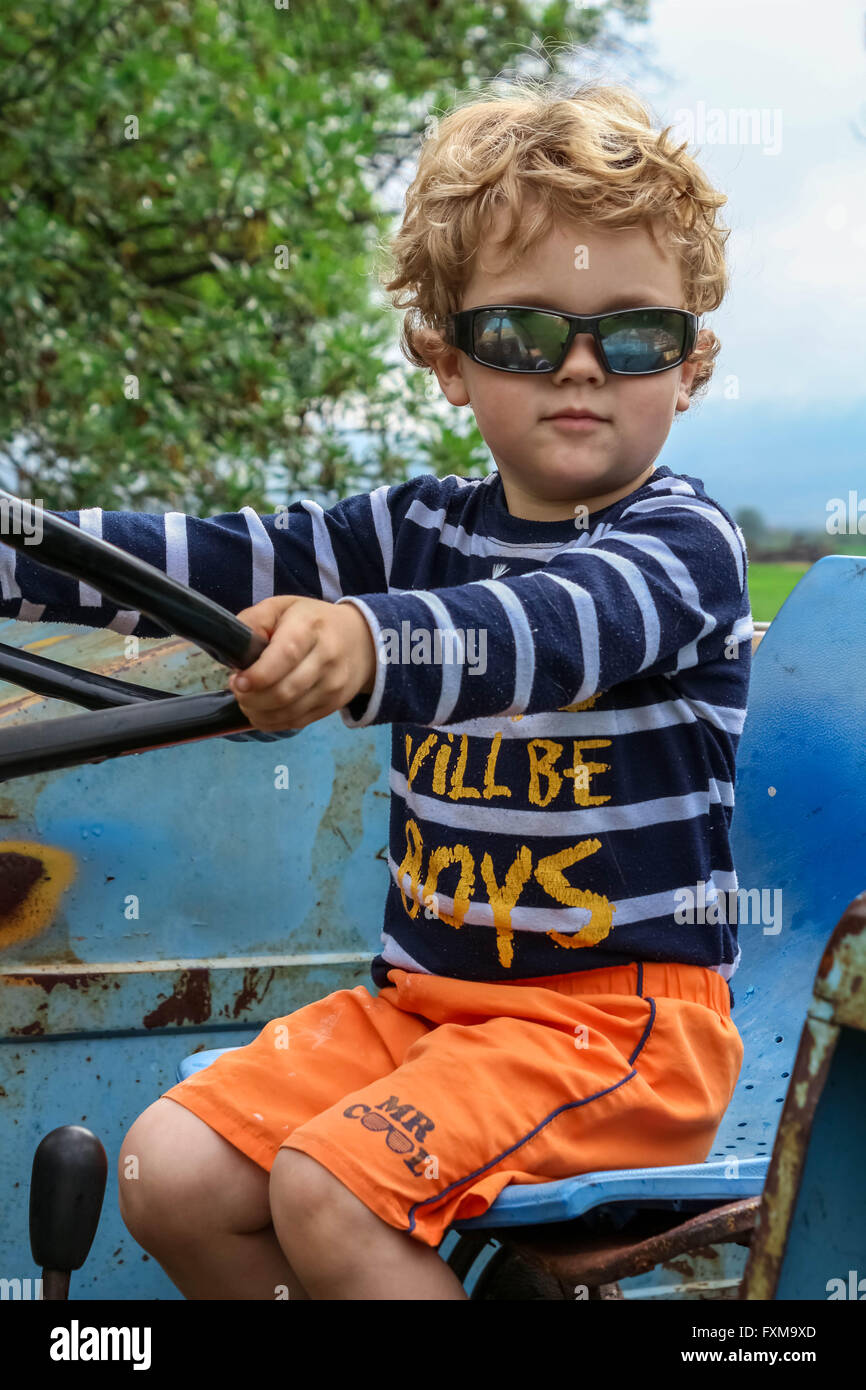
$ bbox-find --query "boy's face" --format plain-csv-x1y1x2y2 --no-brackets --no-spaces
428,209,706,521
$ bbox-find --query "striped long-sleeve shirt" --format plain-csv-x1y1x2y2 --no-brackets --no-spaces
0,464,751,996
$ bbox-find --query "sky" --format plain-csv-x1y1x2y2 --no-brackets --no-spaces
596,0,866,527
370,0,866,531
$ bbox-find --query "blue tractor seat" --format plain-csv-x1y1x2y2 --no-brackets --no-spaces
177,557,866,1241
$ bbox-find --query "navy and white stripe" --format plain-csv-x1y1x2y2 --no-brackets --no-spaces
0,464,751,991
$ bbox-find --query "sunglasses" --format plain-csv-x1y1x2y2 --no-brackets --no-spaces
444,304,699,376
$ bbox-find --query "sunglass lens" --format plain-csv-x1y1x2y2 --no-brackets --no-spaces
598,310,688,373
472,309,568,371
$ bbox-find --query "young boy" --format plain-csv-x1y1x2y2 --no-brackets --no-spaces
0,81,750,1299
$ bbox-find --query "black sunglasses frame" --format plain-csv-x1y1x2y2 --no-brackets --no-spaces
444,304,700,377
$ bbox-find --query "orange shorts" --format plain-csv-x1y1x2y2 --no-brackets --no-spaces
161,960,743,1248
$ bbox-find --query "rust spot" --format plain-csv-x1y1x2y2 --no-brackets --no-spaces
667,1246,721,1282
2,971,103,994
816,894,866,980
10,1019,44,1035
230,967,275,1019
143,969,211,1029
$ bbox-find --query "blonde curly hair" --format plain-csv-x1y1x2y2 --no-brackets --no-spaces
378,76,730,400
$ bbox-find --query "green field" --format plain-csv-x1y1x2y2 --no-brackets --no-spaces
747,562,810,621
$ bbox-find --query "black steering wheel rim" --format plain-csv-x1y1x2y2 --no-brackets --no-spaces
0,489,293,780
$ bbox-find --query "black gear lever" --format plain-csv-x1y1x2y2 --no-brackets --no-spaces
30,1125,108,1300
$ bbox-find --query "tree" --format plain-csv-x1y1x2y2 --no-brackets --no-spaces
0,0,650,513
735,507,767,548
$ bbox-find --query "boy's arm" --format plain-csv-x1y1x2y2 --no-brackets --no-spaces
0,488,396,637
336,496,752,728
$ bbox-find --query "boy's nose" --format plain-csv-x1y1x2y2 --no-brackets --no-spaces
551,332,606,382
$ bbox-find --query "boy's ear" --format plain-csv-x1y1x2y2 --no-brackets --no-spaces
675,326,712,411
416,326,471,407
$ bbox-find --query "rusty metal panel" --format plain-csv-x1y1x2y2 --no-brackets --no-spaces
1,1030,265,1299
741,893,866,1300
622,1243,751,1299
814,893,866,1031
741,1014,839,1302
0,958,373,1037
0,621,392,974
0,619,392,1298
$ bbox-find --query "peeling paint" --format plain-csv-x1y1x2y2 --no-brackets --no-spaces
741,892,866,1298
143,968,212,1029
229,966,276,1019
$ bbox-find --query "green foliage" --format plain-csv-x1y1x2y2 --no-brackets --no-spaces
734,507,767,546
747,562,809,622
0,0,646,513
736,507,866,563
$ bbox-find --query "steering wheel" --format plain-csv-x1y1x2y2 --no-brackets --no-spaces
0,488,298,782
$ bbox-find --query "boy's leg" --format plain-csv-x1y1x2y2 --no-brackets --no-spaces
119,1097,310,1300
121,981,434,1298
269,1148,467,1300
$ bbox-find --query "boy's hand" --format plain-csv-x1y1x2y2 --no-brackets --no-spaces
227,595,377,732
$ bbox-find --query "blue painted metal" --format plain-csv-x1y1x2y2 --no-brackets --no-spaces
774,1027,866,1299
0,620,391,1299
2,1030,259,1300
740,889,866,1299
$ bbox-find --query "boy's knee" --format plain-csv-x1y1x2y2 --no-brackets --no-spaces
117,1099,203,1239
269,1147,323,1210
269,1147,369,1231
